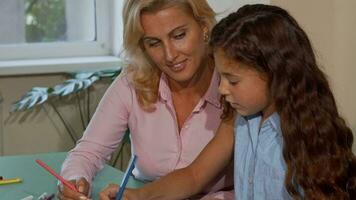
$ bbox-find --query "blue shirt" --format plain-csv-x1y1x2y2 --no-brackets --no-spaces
234,113,292,200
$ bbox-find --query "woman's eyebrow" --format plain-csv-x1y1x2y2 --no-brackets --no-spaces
169,24,188,34
142,24,188,41
141,36,159,43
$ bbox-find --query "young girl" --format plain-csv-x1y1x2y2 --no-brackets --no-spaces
100,4,356,200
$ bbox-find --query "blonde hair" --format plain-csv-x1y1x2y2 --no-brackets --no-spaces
122,0,216,110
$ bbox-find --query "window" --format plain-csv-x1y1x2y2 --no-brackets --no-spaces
0,0,122,75
1,0,96,45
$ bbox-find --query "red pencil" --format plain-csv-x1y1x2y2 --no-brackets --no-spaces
35,159,79,192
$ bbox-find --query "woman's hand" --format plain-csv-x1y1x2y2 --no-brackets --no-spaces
57,177,90,200
99,183,142,200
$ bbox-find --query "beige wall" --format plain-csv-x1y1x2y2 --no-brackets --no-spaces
0,75,70,155
0,75,110,155
271,0,356,152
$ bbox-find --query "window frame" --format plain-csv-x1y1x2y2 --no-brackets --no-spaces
0,0,122,75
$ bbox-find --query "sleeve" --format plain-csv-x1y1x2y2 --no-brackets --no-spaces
60,74,133,185
200,190,235,200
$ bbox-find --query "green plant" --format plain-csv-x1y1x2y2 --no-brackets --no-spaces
11,67,131,168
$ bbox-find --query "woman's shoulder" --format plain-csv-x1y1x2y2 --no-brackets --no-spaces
104,69,137,100
111,69,135,89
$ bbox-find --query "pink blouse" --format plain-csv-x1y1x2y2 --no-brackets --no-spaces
60,70,234,199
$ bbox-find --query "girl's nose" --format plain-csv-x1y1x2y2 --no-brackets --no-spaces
218,78,229,95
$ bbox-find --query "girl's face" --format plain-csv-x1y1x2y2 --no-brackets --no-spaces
140,5,208,85
215,48,274,118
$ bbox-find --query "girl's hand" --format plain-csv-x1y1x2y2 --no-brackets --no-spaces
57,177,90,200
99,183,142,200
99,183,118,200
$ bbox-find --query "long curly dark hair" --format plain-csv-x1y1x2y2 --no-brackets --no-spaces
210,4,356,199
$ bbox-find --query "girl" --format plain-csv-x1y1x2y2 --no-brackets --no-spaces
100,4,356,200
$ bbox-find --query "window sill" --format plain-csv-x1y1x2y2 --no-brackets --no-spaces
0,56,122,76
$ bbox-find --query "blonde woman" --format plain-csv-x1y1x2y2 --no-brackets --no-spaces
58,0,233,199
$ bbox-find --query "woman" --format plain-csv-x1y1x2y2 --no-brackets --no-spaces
58,0,234,200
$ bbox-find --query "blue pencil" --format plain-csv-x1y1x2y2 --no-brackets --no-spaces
115,155,137,200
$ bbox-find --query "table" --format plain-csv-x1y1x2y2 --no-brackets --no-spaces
0,152,144,200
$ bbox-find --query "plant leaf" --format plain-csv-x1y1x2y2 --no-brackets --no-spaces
52,81,75,96
11,87,50,112
73,72,95,79
52,76,100,96
97,67,122,78
10,67,123,112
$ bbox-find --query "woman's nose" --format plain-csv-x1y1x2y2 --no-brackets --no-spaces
164,42,178,63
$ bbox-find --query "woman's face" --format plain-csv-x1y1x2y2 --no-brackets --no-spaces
140,5,208,85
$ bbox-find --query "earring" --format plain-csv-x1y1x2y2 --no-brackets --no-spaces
204,32,209,42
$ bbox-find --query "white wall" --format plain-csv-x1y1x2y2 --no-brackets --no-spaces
208,0,269,19
271,0,356,152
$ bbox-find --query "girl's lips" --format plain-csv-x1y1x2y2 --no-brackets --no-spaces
229,102,239,108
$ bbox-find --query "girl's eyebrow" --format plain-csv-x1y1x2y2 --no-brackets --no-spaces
142,24,188,41
220,72,242,78
220,72,232,77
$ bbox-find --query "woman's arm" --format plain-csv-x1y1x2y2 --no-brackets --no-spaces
59,75,133,199
100,115,235,200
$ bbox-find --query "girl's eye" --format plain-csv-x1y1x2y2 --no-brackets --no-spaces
228,80,239,85
174,32,186,39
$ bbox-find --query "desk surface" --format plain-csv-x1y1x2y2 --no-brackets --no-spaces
0,152,144,200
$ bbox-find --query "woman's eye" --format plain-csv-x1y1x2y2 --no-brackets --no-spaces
174,32,185,39
143,39,160,48
148,41,160,47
